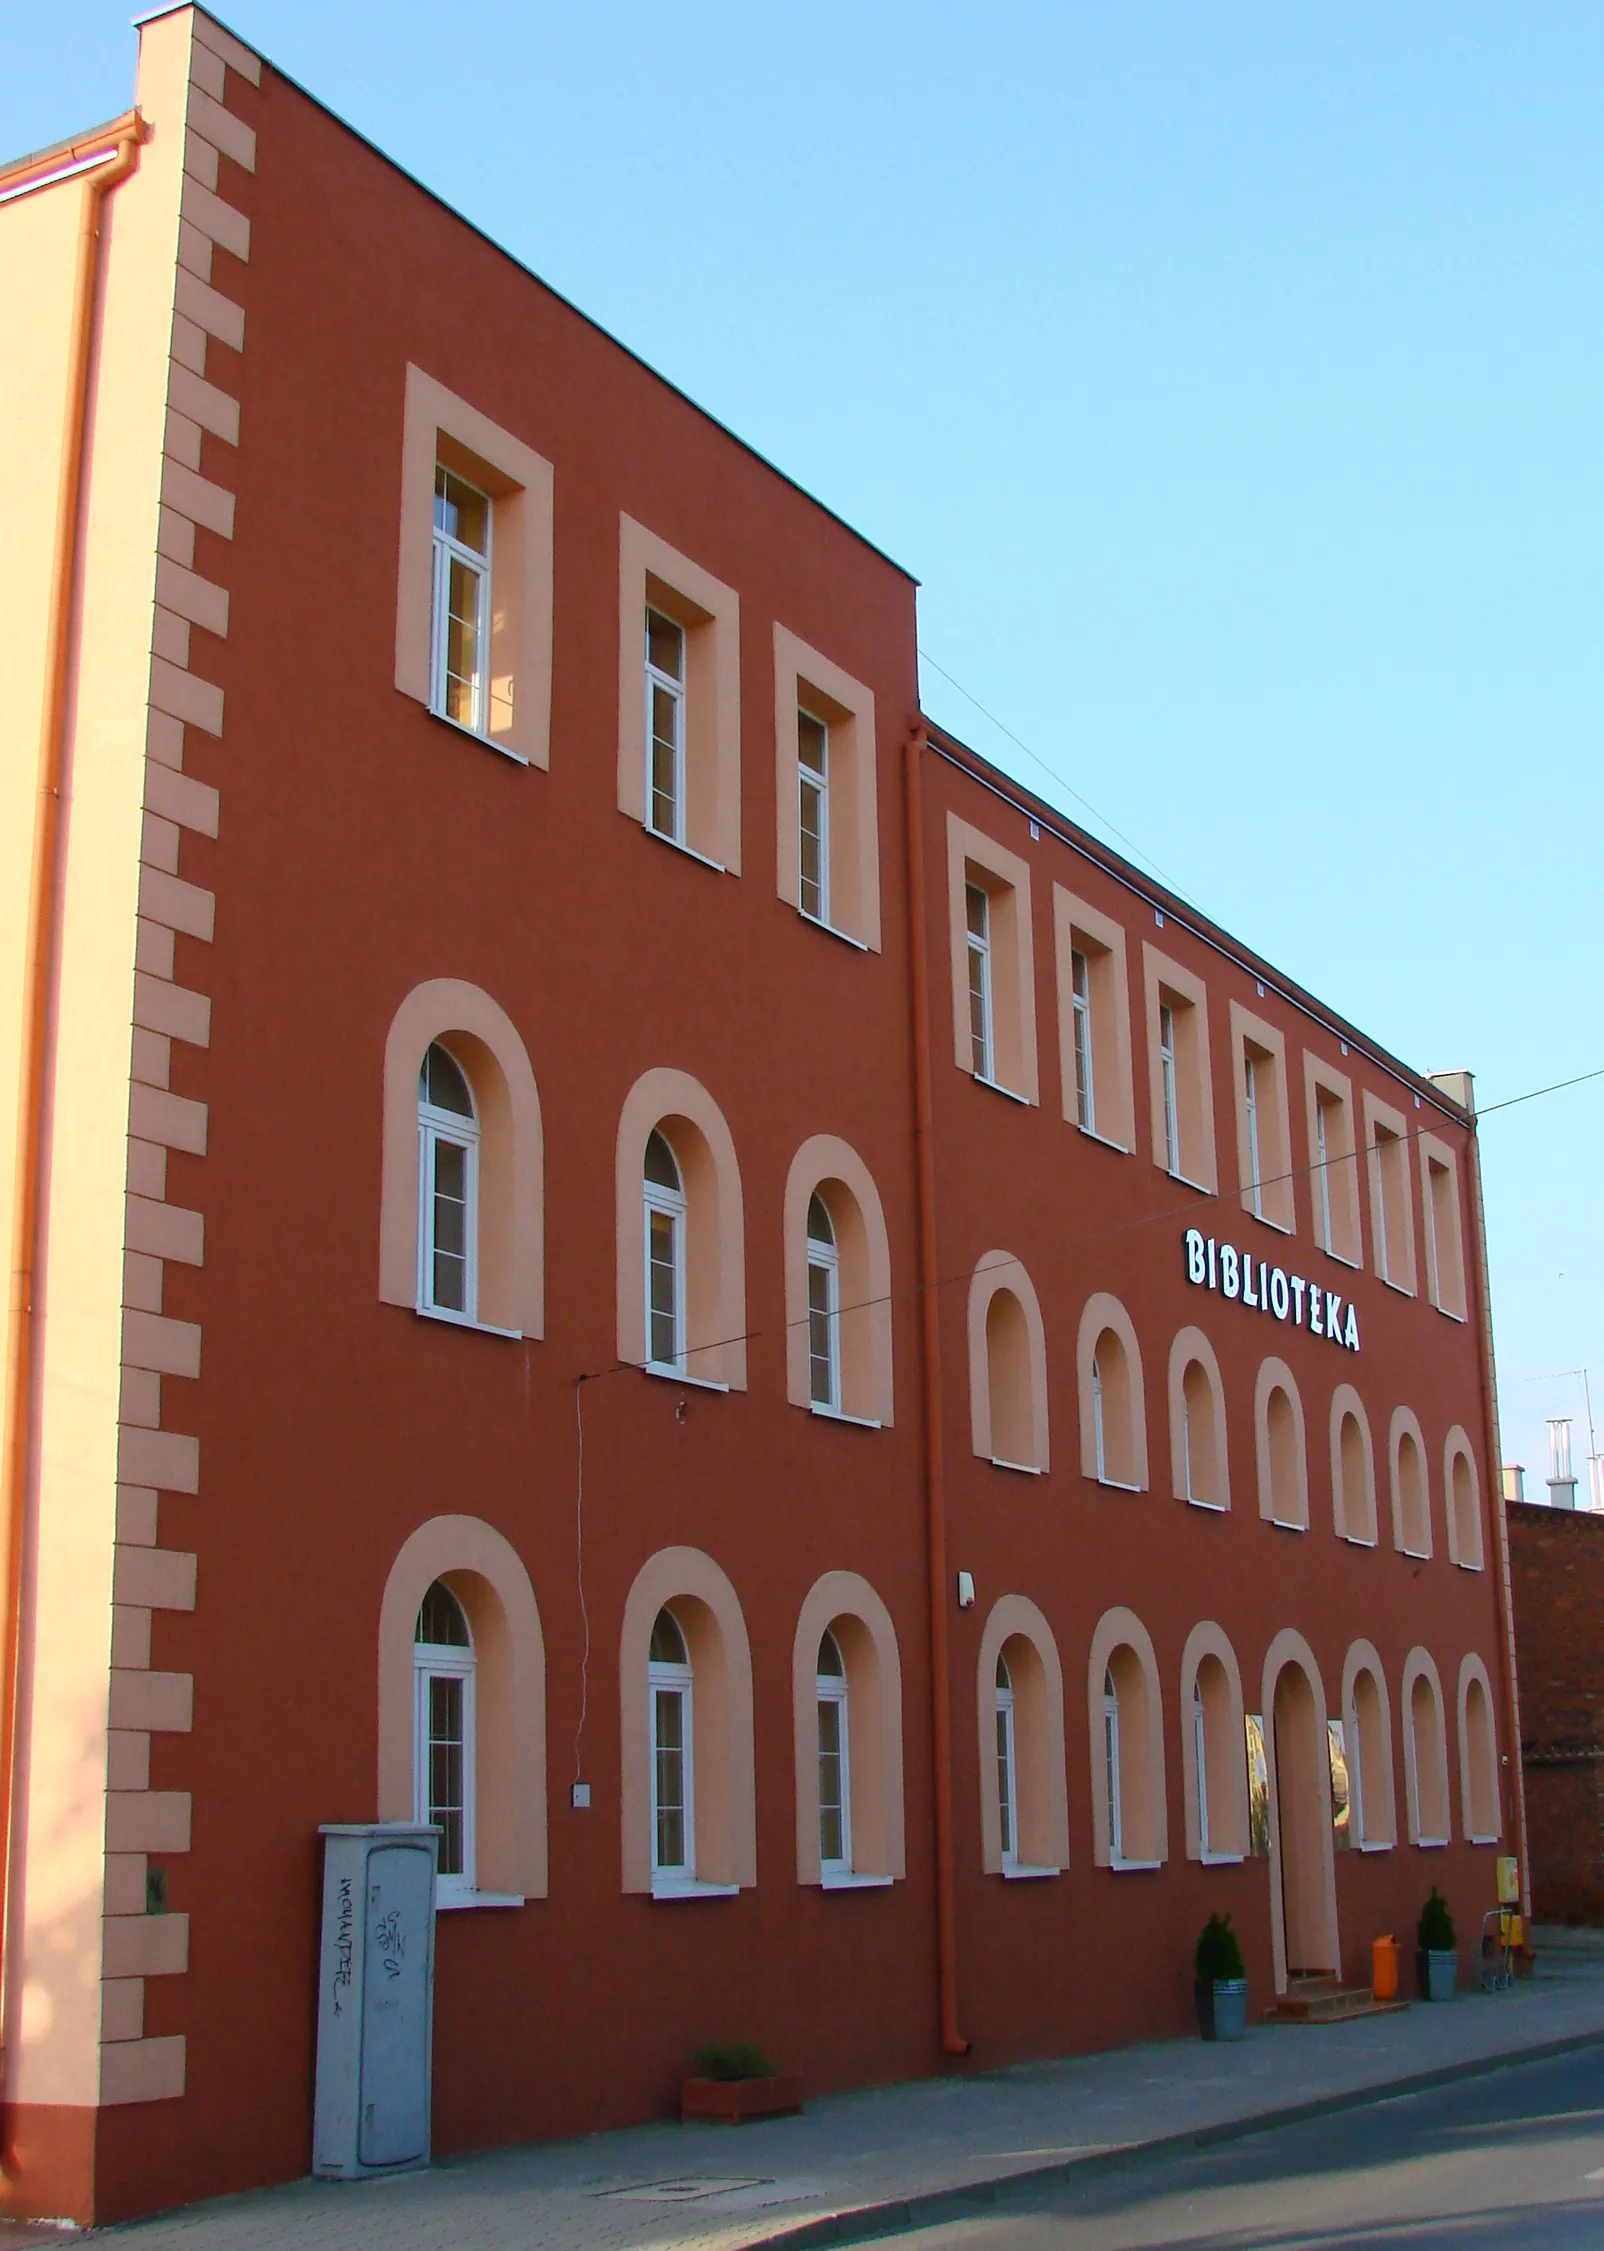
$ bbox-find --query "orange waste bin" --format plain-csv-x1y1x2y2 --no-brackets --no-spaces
1372,1934,1398,2002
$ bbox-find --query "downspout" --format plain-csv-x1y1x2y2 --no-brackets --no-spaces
1436,1072,1530,1927
903,722,969,2058
0,119,143,2033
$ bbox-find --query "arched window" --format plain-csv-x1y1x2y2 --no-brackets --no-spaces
1088,1608,1166,1867
415,1580,475,1903
643,1130,687,1373
649,1607,694,1882
968,1254,1049,1472
1330,1387,1377,1545
806,1195,840,1411
995,1651,1018,1869
816,1628,850,1872
1338,1640,1396,1851
1077,1295,1147,1490
418,1043,479,1319
1403,1649,1450,1846
1444,1428,1484,1571
1458,1656,1500,1843
1180,1624,1249,1861
1391,1410,1432,1557
1168,1328,1228,1509
1255,1358,1308,1529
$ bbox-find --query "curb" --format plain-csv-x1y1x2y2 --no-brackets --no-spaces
733,2023,1604,2251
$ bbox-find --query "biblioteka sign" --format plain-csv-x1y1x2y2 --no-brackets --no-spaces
1183,1228,1361,1353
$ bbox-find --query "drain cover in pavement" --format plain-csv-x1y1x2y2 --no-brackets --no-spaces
604,2177,771,2203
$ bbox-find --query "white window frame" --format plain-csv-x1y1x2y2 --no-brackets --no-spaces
649,1653,695,1891
1092,1352,1107,1483
996,1657,1018,1871
1070,945,1096,1134
798,707,830,927
816,1644,852,1878
1371,1126,1399,1283
1193,1681,1210,1860
966,882,994,1080
1244,1052,1263,1218
414,1631,477,1906
1104,1671,1125,1866
417,1065,480,1324
644,607,687,845
430,465,492,735
1315,1095,1334,1252
806,1207,841,1413
1159,1002,1181,1176
644,1143,688,1375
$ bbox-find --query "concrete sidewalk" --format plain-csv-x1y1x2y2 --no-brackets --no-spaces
99,1947,1604,2251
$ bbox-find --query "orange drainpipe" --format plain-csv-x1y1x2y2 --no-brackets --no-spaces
903,721,969,2058
1459,1092,1532,1926
0,117,143,2034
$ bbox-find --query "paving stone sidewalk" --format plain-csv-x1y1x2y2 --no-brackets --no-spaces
90,1942,1604,2251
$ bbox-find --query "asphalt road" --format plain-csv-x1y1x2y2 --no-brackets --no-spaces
875,2044,1604,2250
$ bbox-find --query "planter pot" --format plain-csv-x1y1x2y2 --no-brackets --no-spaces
681,2074,803,2125
1195,1977,1249,2041
1417,1948,1458,2001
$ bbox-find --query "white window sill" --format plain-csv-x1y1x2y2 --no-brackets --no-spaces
436,1890,525,1911
1415,1835,1449,1850
1164,1168,1215,1196
651,1876,740,1901
999,1862,1060,1881
1243,1206,1294,1237
1095,1476,1143,1494
973,1072,1031,1106
1076,1125,1130,1156
1400,1545,1432,1562
645,824,726,875
1339,1532,1378,1549
415,1305,523,1341
809,1403,883,1430
1108,1857,1162,1873
1454,1558,1485,1574
990,1456,1043,1476
1185,1494,1228,1513
799,909,868,953
821,1869,894,1891
1467,1832,1502,1847
1431,1301,1468,1325
1200,1851,1244,1867
1359,1839,1394,1854
426,706,530,766
644,1363,730,1392
1317,1242,1363,1272
1379,1274,1417,1298
1270,1516,1308,1534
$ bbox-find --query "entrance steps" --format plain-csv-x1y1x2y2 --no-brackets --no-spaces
1266,1973,1410,2026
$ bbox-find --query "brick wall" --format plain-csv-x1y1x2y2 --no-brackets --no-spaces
1508,1500,1604,1923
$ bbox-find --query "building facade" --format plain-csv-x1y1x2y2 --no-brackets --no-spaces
0,9,1523,2223
1508,1501,1604,1924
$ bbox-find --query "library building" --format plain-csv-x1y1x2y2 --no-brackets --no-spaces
0,7,1522,2223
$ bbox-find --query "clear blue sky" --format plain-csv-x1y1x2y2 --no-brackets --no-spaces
9,2,1602,1493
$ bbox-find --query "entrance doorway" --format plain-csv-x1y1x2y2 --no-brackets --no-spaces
1270,1658,1339,1981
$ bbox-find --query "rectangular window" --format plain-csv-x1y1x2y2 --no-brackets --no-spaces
1104,1693,1124,1864
1071,949,1095,1131
431,466,491,733
414,1652,475,1900
817,1685,849,1870
646,1204,685,1371
996,1696,1016,1864
1144,947,1217,1190
1194,1693,1211,1859
1365,1095,1417,1293
651,1682,691,1875
798,709,829,925
645,608,686,843
1230,1005,1294,1230
807,1246,840,1410
417,1118,477,1322
1053,889,1136,1148
1243,1054,1262,1216
1420,1137,1468,1319
966,882,993,1079
1305,1060,1361,1265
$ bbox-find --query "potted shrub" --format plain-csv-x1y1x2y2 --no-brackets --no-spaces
1194,1912,1249,2041
681,2042,803,2125
1417,1888,1458,2001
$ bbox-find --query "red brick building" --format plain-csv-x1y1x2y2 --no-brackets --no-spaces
1508,1502,1604,1924
0,8,1525,2224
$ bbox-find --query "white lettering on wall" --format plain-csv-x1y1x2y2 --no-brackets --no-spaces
1182,1228,1361,1353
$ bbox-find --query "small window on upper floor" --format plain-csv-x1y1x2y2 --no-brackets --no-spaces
1053,888,1136,1150
644,1128,687,1374
798,710,830,922
619,518,742,873
816,1628,851,1876
1420,1136,1467,1320
806,1192,840,1412
1229,1004,1293,1232
1364,1094,1417,1295
431,467,492,733
645,608,687,844
418,1042,478,1321
1305,1059,1361,1267
947,816,1039,1103
774,628,881,949
1143,945,1217,1191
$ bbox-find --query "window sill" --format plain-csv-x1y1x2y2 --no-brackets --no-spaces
1317,1242,1363,1272
644,1363,730,1393
1454,1557,1485,1574
645,824,726,876
1094,1476,1143,1493
415,1305,523,1341
999,1862,1060,1881
1270,1516,1308,1534
1379,1274,1417,1299
809,1403,883,1430
1164,1168,1215,1196
1359,1839,1394,1854
1108,1857,1162,1873
426,706,530,767
1467,1832,1501,1847
1339,1532,1378,1549
1243,1206,1294,1237
651,1877,741,1901
1200,1851,1244,1867
990,1456,1043,1477
1430,1301,1468,1325
436,1890,525,1911
972,1072,1031,1106
1415,1835,1449,1850
1185,1494,1228,1513
821,1869,894,1891
799,909,869,954
1076,1124,1131,1156
1400,1544,1432,1562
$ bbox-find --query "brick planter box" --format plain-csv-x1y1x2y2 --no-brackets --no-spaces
681,2074,803,2125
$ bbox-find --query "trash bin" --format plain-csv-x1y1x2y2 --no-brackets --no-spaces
1372,1934,1398,2003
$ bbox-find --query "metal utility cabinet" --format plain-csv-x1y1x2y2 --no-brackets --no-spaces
313,1823,439,2178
